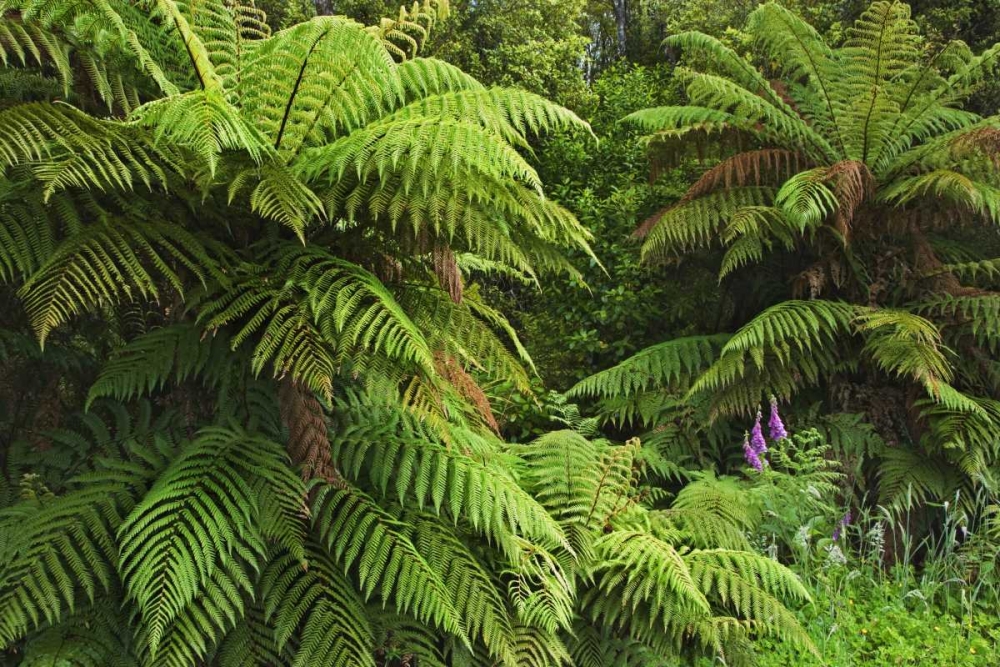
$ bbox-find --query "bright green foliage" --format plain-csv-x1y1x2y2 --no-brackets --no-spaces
593,1,1000,509
0,401,814,666
0,1,814,665
0,0,596,410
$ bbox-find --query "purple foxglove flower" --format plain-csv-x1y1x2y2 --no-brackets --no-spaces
832,511,851,541
768,397,788,441
743,436,763,472
750,410,767,454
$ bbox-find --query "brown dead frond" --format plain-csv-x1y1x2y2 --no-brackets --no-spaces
645,122,751,181
910,226,978,296
434,352,499,433
636,149,806,239
432,244,463,303
825,160,874,237
950,127,1000,169
634,208,668,238
278,379,345,485
792,263,828,299
684,149,807,201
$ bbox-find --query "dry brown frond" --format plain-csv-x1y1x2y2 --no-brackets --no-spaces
434,352,499,433
684,149,807,201
825,160,874,238
278,379,344,485
950,127,1000,169
432,244,463,303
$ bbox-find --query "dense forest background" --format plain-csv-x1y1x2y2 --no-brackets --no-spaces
2,0,1000,665
256,0,1000,389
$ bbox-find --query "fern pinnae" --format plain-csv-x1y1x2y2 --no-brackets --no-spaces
310,484,467,643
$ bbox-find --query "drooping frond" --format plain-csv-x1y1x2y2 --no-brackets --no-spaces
328,394,569,551
691,300,856,412
683,549,814,650
0,412,175,647
18,219,216,345
641,187,776,260
200,245,436,397
117,426,305,656
587,530,710,630
855,308,953,395
262,545,375,667
87,324,235,407
512,432,640,555
311,484,465,639
664,473,759,551
406,511,518,665
0,103,182,195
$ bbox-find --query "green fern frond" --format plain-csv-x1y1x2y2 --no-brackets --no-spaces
18,219,215,345
641,187,776,260
854,308,953,395
590,530,711,623
311,484,466,641
0,416,175,647
684,549,814,651
397,56,484,98
512,432,640,556
0,102,181,195
17,607,137,667
569,335,730,401
87,324,234,407
878,447,958,508
407,512,518,665
236,15,396,155
262,544,376,667
665,473,759,550
328,395,569,552
118,426,305,656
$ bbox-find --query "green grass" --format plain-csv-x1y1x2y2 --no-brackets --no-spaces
750,573,1000,665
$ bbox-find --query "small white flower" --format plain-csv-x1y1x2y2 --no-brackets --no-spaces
866,521,885,559
794,525,811,550
823,544,847,568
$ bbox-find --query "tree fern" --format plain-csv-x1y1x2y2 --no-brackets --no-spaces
117,426,304,655
0,1,824,664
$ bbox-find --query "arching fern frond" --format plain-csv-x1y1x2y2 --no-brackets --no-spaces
569,335,730,400
87,323,235,407
328,394,569,552
18,219,216,345
0,416,175,647
117,426,305,656
683,549,814,651
262,545,375,667
311,484,466,641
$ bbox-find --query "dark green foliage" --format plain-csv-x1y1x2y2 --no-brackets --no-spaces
579,0,1000,512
